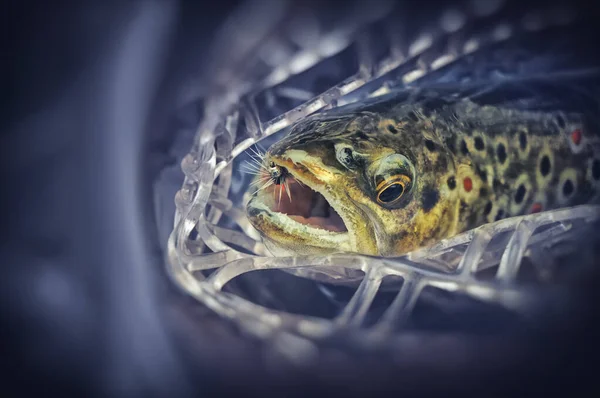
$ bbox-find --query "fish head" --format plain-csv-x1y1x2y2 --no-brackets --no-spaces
246,106,459,257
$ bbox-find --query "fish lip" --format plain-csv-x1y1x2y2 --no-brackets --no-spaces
246,157,353,248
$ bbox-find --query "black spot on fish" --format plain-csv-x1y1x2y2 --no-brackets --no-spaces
356,131,369,141
505,166,519,180
495,209,505,221
493,178,502,191
436,153,448,170
484,201,493,215
446,138,456,153
496,143,507,164
592,160,600,180
540,156,551,176
474,137,485,150
515,184,526,204
461,139,469,156
557,115,566,129
447,176,456,190
391,230,409,243
421,186,440,212
425,139,436,152
355,116,375,131
563,179,574,197
519,132,527,151
387,125,398,134
475,165,487,182
479,187,488,197
460,200,468,213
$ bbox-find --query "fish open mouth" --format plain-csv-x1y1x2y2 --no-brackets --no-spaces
273,175,347,233
245,156,353,256
256,169,348,233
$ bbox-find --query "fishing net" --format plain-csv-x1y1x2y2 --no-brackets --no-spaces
165,0,600,362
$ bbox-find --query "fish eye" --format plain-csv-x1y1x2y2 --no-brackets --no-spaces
376,174,411,206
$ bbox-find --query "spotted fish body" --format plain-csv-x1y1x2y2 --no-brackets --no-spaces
368,92,600,240
246,78,600,257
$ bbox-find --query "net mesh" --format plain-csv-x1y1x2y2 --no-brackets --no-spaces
166,0,600,361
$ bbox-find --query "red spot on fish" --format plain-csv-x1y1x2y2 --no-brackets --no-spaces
571,129,582,145
531,203,542,213
463,177,473,192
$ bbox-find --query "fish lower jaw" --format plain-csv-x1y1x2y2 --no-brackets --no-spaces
247,200,353,253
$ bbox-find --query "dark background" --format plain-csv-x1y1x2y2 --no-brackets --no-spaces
2,1,600,397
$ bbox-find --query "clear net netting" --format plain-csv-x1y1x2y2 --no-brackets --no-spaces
165,0,600,361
